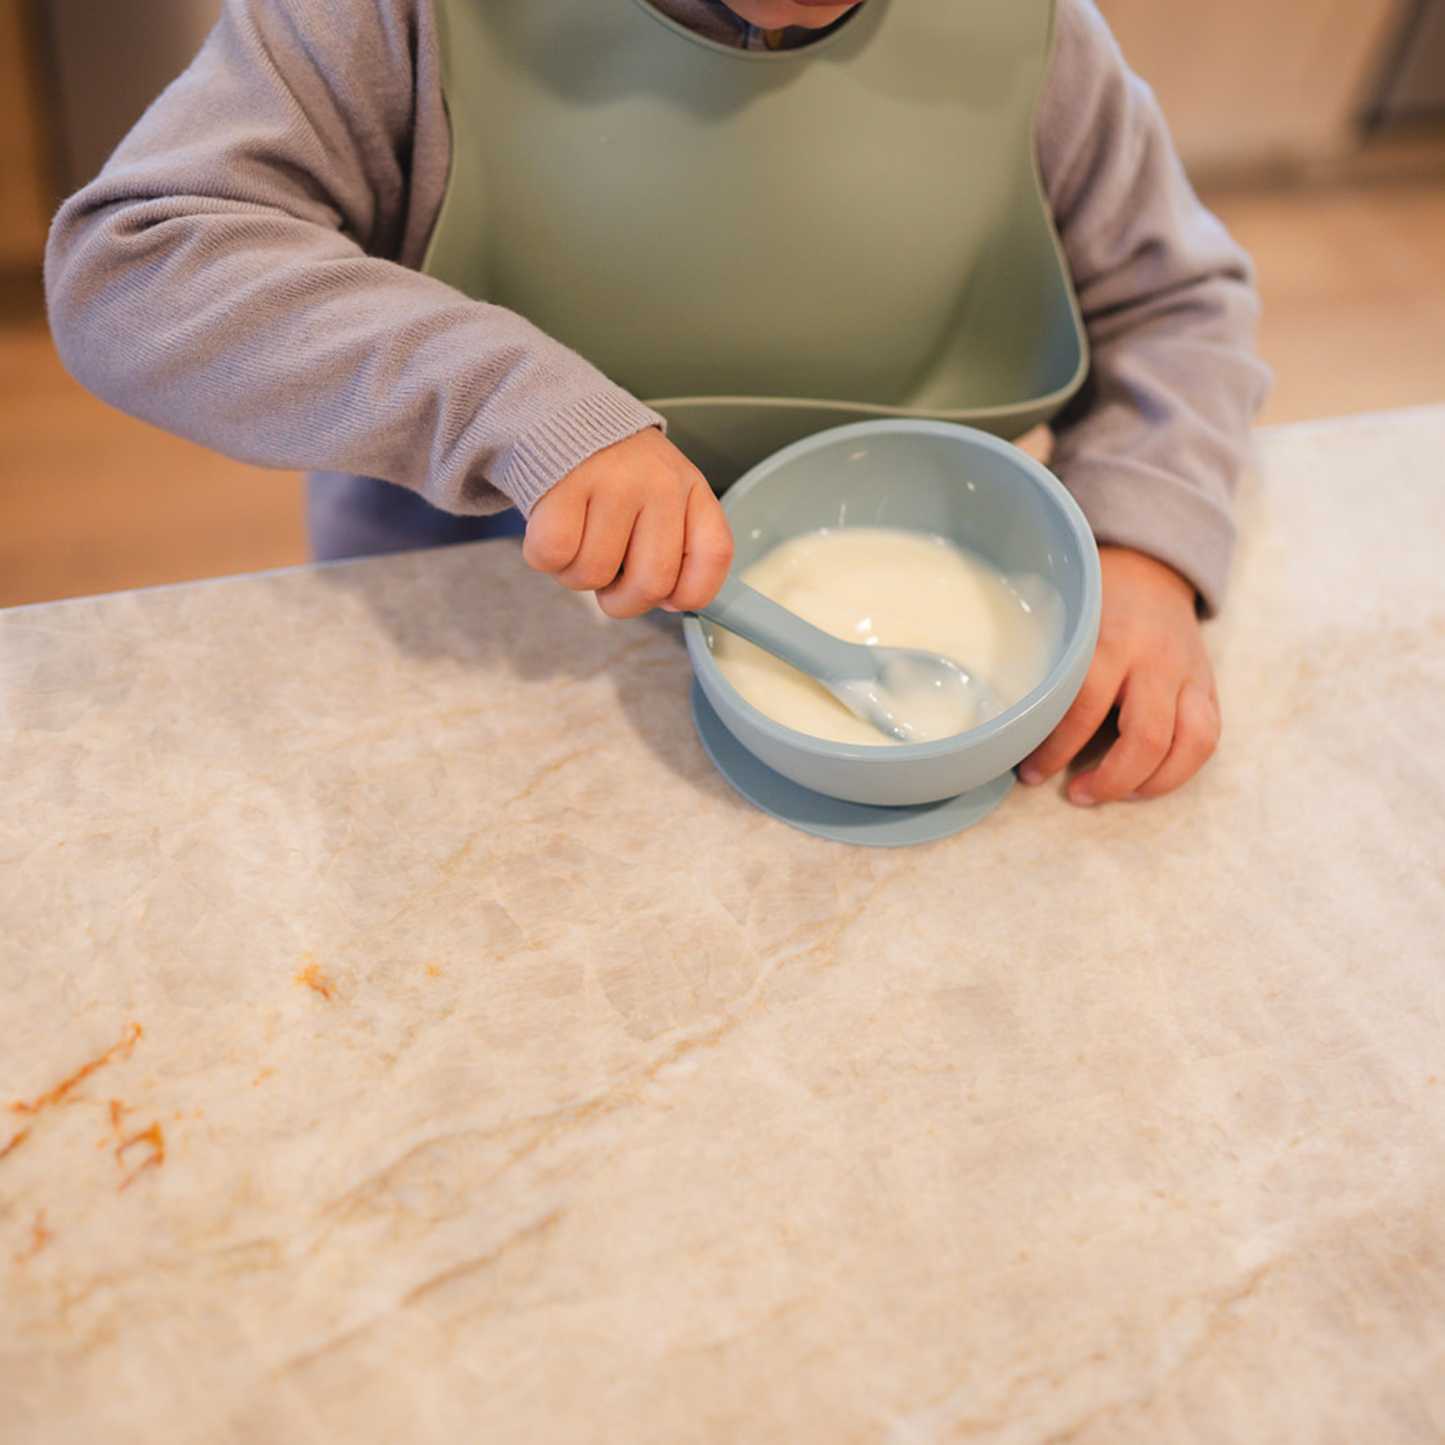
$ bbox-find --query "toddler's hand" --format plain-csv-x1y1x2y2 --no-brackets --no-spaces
523,428,733,618
1018,546,1221,804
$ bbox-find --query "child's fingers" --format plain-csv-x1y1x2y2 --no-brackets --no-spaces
595,481,733,618
1069,675,1219,804
1065,670,1174,804
1125,680,1221,799
593,499,685,618
522,484,592,579
526,430,722,615
663,484,734,613
527,474,644,598
1017,660,1121,786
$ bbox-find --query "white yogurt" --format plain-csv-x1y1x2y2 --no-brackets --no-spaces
711,526,1063,746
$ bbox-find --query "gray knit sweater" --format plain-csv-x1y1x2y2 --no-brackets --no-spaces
45,0,1269,612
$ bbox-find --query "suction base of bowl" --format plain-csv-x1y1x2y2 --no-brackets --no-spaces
691,682,1013,846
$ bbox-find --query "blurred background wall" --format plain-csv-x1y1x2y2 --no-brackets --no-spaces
25,0,224,197
1100,0,1437,179
0,0,52,269
5,0,1442,229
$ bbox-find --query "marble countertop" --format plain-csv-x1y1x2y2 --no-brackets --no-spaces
3,406,1444,1443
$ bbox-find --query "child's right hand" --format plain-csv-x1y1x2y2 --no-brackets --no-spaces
523,429,734,619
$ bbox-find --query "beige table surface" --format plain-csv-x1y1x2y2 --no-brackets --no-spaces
3,406,1444,1444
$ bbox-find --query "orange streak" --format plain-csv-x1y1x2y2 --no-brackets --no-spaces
0,1126,31,1162
295,955,337,1000
115,1121,166,1191
8,1022,144,1118
12,1210,50,1265
109,1099,166,1191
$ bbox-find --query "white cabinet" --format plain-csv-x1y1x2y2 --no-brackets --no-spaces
1097,0,1411,175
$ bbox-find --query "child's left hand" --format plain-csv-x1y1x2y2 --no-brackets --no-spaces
1017,546,1221,804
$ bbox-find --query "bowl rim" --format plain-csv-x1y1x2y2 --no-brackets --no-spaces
683,418,1101,762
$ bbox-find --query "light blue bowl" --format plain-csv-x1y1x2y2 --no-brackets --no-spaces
683,420,1101,827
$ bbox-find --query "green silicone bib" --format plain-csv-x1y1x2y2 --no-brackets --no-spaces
423,0,1086,485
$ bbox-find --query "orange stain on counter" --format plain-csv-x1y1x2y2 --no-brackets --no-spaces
8,1022,143,1119
2,1023,145,1162
295,954,338,1000
110,1101,166,1191
13,1210,51,1265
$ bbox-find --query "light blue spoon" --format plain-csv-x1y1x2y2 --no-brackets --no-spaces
693,576,999,744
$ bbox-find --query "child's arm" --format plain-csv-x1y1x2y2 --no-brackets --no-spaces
1025,1,1270,799
44,0,662,528
1018,547,1219,804
1037,0,1270,624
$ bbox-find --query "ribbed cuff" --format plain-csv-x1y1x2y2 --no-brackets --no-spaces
1060,456,1238,618
493,389,668,516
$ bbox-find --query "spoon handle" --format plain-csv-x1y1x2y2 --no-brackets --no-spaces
694,577,872,685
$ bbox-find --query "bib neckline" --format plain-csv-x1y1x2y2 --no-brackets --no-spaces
626,0,867,58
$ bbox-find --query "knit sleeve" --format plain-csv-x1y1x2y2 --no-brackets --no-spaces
1036,0,1271,615
43,0,663,517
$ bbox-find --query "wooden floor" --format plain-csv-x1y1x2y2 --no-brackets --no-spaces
4,166,1445,609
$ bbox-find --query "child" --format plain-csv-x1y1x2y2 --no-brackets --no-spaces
45,0,1269,805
